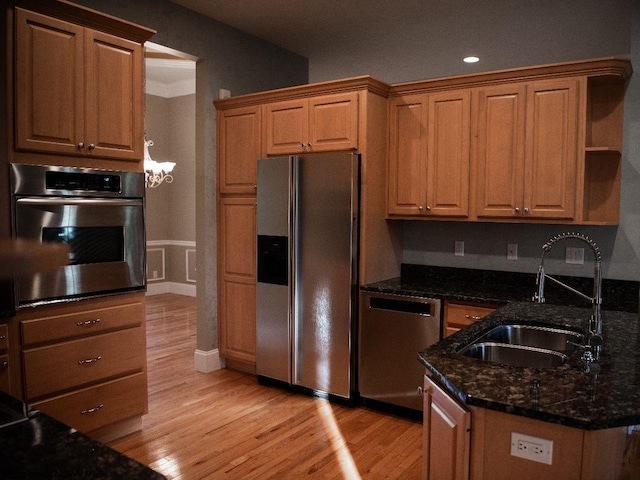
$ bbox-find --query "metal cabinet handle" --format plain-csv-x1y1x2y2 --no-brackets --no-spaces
77,142,84,149
88,144,96,150
417,386,424,395
524,207,530,214
76,318,101,327
78,356,102,365
515,207,520,213
80,404,104,415
426,206,431,211
1,361,8,369
0,335,6,340
465,314,481,320
308,142,312,148
418,205,423,211
301,143,306,148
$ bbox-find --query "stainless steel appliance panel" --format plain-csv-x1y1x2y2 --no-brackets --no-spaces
256,157,291,383
359,291,441,411
293,154,358,398
10,164,145,305
256,153,359,400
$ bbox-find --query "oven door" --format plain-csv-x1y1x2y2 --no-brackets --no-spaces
14,197,145,304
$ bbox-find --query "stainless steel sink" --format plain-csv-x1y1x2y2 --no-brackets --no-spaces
458,342,568,368
476,324,584,353
456,323,584,368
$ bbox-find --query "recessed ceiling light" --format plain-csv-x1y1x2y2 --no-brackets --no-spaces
463,56,480,64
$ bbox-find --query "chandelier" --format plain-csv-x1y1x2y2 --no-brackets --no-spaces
144,139,176,188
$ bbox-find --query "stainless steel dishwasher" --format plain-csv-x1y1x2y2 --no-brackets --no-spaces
359,291,442,413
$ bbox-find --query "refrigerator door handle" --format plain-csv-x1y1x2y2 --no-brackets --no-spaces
289,155,298,385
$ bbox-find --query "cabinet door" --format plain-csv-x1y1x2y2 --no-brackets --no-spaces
308,92,358,152
218,106,262,195
388,95,427,216
15,8,85,155
524,79,578,219
475,85,526,218
85,30,143,160
264,99,308,155
423,375,471,480
218,197,257,364
426,90,471,217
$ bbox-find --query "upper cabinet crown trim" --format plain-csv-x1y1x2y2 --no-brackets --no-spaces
13,0,156,42
390,57,632,96
214,76,391,110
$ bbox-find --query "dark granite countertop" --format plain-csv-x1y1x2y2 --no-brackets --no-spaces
418,301,640,430
0,392,165,480
362,264,640,313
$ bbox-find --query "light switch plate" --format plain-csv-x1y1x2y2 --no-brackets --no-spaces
455,241,464,256
566,247,584,265
507,243,518,260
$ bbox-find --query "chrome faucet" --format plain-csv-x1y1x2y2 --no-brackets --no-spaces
533,232,603,358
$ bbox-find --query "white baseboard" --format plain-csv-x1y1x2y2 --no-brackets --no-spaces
146,281,196,297
194,349,222,373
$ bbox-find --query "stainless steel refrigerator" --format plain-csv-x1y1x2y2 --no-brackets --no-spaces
256,153,359,400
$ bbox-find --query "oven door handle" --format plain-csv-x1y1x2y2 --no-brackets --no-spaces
16,198,143,207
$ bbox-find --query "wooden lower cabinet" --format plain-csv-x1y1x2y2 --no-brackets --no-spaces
423,374,628,480
0,354,9,393
423,375,471,480
32,372,146,434
217,197,257,369
16,293,147,437
443,301,498,337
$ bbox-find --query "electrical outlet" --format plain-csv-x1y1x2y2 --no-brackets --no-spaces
219,88,231,99
153,270,158,279
565,247,584,265
454,241,464,257
510,432,553,465
507,243,518,260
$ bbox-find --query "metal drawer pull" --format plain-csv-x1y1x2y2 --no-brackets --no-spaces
1,361,8,369
78,356,102,365
465,315,481,320
76,318,101,327
80,404,104,415
0,335,6,340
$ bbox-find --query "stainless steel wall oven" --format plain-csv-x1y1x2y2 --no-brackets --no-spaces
10,164,145,306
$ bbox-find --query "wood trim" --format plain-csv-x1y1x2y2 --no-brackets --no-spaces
391,57,631,96
11,1,155,42
214,76,391,110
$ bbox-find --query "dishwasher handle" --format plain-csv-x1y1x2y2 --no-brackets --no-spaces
368,295,437,316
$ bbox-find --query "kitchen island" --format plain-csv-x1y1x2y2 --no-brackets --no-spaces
0,391,165,480
418,301,640,480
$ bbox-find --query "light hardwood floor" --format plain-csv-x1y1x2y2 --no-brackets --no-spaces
108,293,423,479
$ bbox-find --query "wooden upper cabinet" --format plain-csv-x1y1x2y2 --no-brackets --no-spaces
388,90,470,218
218,105,262,195
475,84,526,218
427,90,470,217
84,30,143,160
264,92,358,155
15,9,84,155
308,92,359,152
387,95,427,216
14,8,146,162
524,79,578,219
475,79,578,220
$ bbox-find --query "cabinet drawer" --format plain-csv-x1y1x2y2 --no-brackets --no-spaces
444,301,498,338
21,300,144,346
32,372,146,433
23,326,145,400
0,324,7,351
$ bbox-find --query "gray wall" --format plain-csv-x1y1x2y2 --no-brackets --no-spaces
145,93,196,286
73,0,309,352
308,0,640,283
